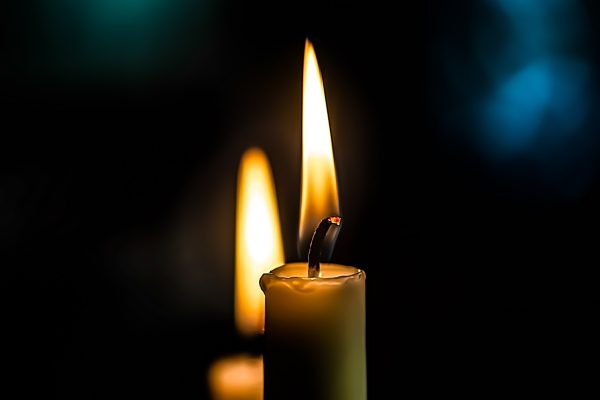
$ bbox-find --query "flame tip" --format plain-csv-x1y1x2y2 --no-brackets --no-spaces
242,147,266,157
304,39,317,58
300,36,340,257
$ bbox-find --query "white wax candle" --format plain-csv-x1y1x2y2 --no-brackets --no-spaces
260,263,366,400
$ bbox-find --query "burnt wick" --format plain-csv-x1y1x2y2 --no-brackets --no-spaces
308,216,342,278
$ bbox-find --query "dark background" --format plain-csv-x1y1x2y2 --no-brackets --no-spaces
2,1,599,398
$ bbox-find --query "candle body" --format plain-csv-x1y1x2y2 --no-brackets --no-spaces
208,354,263,400
260,263,366,400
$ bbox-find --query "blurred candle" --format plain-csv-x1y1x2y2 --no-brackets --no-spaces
208,148,285,400
260,40,367,400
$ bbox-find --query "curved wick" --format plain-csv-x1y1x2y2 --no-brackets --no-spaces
308,216,342,278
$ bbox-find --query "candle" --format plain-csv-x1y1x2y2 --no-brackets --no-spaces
260,264,366,400
208,148,285,400
260,41,367,400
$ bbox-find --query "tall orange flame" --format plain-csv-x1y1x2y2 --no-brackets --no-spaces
299,40,340,259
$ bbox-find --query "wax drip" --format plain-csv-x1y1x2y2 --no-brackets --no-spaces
307,216,342,278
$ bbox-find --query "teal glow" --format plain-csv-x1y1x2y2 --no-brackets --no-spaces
38,0,215,79
85,0,170,71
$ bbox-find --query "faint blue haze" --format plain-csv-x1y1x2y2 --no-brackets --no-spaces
478,0,590,153
434,0,597,196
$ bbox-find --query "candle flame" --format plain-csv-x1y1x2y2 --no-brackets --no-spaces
236,148,284,336
299,39,340,259
208,355,263,400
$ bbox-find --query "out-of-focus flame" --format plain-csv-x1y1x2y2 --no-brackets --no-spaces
208,354,263,400
236,148,284,336
299,39,340,259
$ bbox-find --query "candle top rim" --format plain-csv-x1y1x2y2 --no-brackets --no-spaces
264,262,364,281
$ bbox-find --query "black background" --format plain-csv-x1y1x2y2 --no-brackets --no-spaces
2,1,599,398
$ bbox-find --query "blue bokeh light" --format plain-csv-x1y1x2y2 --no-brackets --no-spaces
484,61,552,152
482,58,589,155
433,0,597,196
478,0,591,156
